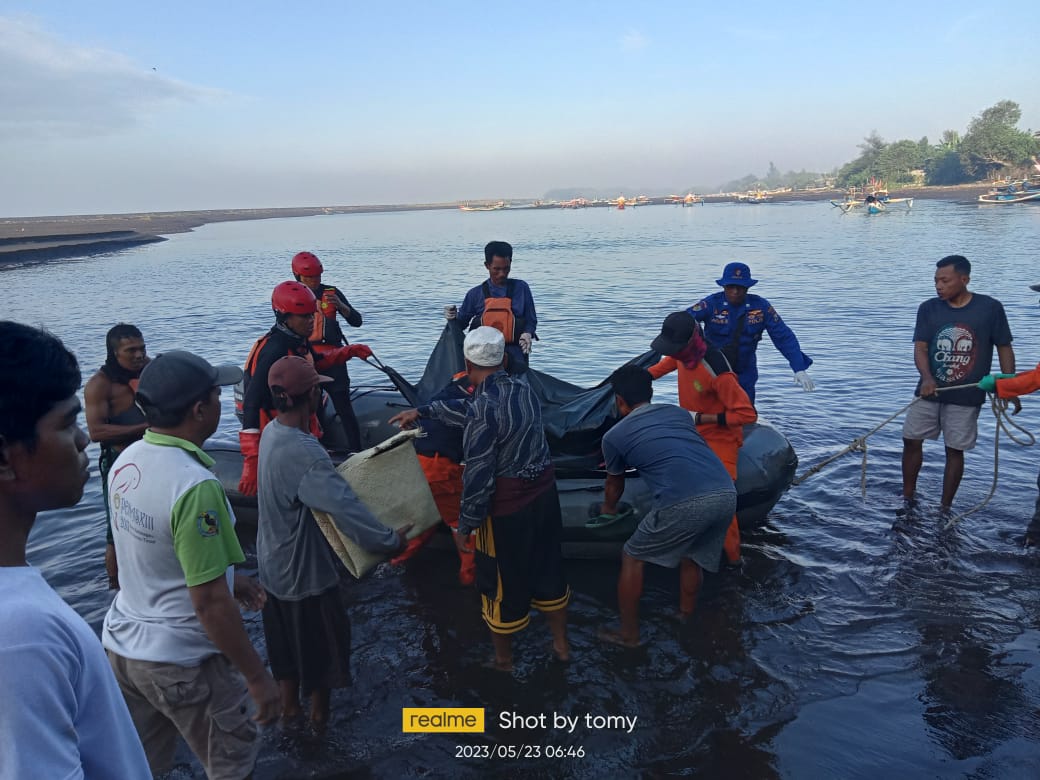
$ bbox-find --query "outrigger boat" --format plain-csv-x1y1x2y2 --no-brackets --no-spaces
978,180,1040,204
210,323,798,559
833,178,913,212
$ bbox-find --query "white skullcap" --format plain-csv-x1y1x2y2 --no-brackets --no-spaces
464,326,506,367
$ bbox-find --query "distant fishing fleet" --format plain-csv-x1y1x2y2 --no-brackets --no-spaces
456,174,1040,213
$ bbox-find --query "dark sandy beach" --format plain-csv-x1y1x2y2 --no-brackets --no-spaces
0,184,996,266
0,203,453,265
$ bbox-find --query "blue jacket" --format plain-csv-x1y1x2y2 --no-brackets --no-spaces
688,291,811,401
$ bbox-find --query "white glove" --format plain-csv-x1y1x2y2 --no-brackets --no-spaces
793,370,815,392
518,333,533,355
443,305,457,320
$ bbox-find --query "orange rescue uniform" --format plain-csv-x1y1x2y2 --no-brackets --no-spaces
649,354,757,562
996,363,1040,398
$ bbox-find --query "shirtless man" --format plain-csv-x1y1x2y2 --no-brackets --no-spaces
83,323,149,588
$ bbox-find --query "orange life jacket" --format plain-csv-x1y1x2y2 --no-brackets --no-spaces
480,280,522,344
239,334,322,434
310,287,340,344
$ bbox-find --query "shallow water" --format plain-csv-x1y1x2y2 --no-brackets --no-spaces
6,200,1040,778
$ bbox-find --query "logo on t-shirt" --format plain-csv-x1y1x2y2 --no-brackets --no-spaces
931,324,976,384
196,511,220,538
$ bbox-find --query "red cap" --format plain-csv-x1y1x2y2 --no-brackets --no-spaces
268,356,332,396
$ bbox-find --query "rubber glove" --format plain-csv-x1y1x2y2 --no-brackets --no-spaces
977,373,1016,393
238,430,260,496
444,305,458,320
793,370,815,392
326,344,373,366
518,333,533,355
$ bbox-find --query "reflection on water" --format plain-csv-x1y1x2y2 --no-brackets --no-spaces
6,201,1040,777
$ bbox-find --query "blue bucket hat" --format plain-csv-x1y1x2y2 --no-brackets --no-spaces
716,262,758,288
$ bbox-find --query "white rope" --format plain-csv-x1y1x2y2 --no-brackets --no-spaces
791,384,1035,522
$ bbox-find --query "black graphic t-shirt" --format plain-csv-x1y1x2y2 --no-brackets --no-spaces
913,293,1012,406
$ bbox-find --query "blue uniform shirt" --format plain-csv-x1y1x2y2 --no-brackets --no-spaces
688,291,811,403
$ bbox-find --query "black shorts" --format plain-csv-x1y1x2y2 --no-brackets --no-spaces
474,483,570,634
261,586,351,693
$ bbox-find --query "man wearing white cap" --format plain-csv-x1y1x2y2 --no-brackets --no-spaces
390,327,570,671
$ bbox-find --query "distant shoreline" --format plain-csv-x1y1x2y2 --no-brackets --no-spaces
0,184,996,266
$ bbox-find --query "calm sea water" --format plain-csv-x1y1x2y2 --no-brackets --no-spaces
6,201,1040,778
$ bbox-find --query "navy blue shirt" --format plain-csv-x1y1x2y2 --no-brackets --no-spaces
912,293,1012,407
688,291,811,401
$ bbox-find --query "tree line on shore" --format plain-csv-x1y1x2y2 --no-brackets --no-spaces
717,99,1039,193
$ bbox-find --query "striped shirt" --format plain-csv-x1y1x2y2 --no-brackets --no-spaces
421,370,551,534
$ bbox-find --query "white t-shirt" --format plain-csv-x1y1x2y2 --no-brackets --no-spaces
103,432,244,666
0,566,151,779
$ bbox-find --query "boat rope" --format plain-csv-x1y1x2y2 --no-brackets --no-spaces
790,382,1035,526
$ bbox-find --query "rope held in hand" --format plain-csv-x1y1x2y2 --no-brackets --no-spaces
789,382,1035,528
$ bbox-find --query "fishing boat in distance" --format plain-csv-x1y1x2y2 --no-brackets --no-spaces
667,193,704,206
977,179,1040,204
458,200,506,212
833,178,913,212
736,190,771,203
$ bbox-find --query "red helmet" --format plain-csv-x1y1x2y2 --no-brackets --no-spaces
291,251,323,277
271,281,317,315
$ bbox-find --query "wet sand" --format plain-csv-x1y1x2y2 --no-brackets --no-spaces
0,185,997,265
0,203,453,265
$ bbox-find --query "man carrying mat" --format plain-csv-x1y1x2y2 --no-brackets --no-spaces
257,356,407,729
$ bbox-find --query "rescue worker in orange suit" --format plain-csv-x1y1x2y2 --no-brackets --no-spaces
455,240,537,375
979,281,1040,545
390,371,477,585
238,281,372,496
648,311,757,565
291,251,365,452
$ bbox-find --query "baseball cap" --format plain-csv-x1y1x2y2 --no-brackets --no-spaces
651,312,698,356
268,355,333,395
136,350,242,412
464,326,505,367
716,262,758,288
1030,283,1040,292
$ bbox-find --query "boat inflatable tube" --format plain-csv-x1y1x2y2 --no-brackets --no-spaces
311,429,441,578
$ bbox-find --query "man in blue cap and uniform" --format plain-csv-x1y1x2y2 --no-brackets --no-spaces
688,262,814,404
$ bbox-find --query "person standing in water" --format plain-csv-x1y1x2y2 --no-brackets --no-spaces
84,323,149,589
455,241,538,375
901,255,1019,511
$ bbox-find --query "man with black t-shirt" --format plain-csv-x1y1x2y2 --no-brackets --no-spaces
901,255,1021,511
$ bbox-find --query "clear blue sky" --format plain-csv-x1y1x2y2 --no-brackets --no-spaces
2,2,1038,216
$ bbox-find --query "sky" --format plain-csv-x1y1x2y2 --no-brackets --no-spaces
2,1,1039,216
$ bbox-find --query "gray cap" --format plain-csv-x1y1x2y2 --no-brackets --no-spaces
464,326,505,367
1031,283,1040,293
136,350,243,412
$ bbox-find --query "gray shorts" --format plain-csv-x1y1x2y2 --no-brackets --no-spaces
107,651,259,779
902,399,981,451
623,490,735,572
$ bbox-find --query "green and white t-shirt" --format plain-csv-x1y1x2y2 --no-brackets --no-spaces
102,431,244,666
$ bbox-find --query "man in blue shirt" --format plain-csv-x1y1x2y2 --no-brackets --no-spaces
454,241,538,375
596,366,736,647
688,262,814,404
0,322,151,779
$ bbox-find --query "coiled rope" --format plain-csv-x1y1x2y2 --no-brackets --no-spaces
789,382,1035,529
